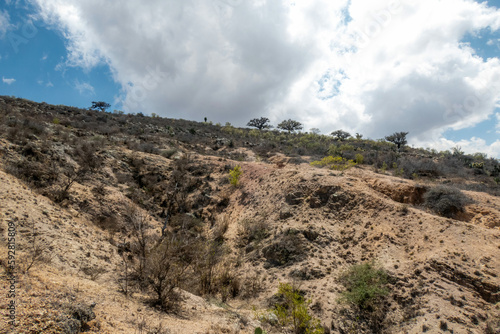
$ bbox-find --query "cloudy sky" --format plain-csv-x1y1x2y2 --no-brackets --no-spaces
1,0,500,157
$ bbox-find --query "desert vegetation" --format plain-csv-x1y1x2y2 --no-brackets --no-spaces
0,96,499,333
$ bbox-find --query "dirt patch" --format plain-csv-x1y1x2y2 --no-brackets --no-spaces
368,178,427,205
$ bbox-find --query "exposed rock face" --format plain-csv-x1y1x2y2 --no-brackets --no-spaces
369,178,428,204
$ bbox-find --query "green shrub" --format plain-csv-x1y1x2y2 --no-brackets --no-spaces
355,153,364,164
271,282,324,334
229,165,242,187
338,262,388,310
310,156,356,171
423,185,472,218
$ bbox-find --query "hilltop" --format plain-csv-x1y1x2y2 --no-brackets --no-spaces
0,96,499,334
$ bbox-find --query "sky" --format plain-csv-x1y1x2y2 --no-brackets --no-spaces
0,0,500,158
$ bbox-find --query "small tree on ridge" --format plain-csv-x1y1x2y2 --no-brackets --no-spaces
385,131,408,151
247,117,272,130
90,101,111,112
331,129,351,141
278,119,303,133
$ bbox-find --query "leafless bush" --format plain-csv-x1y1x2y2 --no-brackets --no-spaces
134,316,171,334
73,140,103,172
52,165,88,203
240,273,265,299
212,215,230,243
20,219,52,274
237,218,270,247
146,236,196,311
125,208,153,284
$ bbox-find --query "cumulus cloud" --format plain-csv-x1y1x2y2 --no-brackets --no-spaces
2,76,16,85
415,136,500,159
31,0,500,157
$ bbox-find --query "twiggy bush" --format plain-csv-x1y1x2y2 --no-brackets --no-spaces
237,218,270,247
146,236,195,311
20,219,52,274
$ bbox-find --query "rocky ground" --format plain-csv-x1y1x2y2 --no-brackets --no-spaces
0,98,499,333
0,145,499,333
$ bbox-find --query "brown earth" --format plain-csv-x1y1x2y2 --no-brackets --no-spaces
1,143,499,333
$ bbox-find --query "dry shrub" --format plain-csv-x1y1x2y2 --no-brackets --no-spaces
237,218,270,247
212,215,230,243
240,273,265,299
423,185,472,218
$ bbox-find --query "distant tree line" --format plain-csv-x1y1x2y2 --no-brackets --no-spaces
247,117,409,150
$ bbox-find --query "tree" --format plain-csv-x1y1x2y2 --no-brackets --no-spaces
90,101,111,112
247,117,272,130
331,129,351,141
277,119,303,133
385,131,408,151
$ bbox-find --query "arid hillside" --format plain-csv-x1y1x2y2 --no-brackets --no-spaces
0,97,499,334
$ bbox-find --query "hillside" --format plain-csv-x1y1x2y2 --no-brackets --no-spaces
0,96,499,334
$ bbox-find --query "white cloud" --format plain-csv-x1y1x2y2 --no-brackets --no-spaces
32,0,500,157
2,76,15,85
0,10,11,38
38,79,54,87
74,80,94,95
415,136,500,158
496,112,500,133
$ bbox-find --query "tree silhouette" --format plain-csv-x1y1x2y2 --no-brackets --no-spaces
277,119,303,133
247,117,272,130
90,101,111,112
331,130,351,141
385,132,409,151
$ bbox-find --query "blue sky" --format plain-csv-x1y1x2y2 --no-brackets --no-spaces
1,0,499,157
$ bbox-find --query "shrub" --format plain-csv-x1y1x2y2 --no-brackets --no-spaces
238,218,270,247
380,162,388,173
310,156,356,171
355,153,364,164
229,165,242,187
338,262,388,310
146,236,195,311
397,157,439,179
424,185,472,218
271,282,324,334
